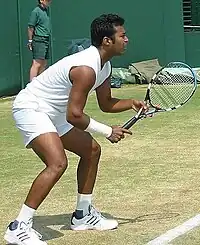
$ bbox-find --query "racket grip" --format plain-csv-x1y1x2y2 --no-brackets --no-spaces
122,117,138,129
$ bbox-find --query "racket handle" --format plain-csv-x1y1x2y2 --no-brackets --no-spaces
122,107,144,129
122,116,138,129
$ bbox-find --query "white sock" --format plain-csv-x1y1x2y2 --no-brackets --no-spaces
16,204,36,224
76,193,92,216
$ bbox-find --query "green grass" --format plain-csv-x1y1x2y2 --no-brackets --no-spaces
1,85,200,245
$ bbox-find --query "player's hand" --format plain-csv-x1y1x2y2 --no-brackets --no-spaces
132,99,149,113
107,126,132,144
27,42,32,51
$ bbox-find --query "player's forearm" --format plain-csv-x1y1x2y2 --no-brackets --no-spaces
67,112,90,130
67,112,112,137
101,98,135,113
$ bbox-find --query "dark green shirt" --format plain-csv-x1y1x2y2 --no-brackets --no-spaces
28,5,51,37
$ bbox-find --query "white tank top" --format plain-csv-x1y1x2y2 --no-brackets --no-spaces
13,46,111,116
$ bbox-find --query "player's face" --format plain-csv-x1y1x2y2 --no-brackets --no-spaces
111,26,129,55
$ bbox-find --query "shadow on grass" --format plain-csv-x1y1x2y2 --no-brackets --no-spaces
33,212,180,241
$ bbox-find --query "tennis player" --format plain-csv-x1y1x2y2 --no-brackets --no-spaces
4,13,147,245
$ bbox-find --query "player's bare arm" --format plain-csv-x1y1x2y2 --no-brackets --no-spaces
96,76,147,113
67,66,132,143
67,66,96,130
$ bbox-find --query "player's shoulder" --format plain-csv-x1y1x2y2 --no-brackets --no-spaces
81,46,99,58
102,61,112,74
104,61,111,69
68,46,101,70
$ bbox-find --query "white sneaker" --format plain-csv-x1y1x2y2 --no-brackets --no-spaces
4,220,47,245
71,205,118,231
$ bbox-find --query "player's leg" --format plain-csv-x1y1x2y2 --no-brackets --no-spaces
5,110,67,245
26,132,68,208
61,127,100,194
60,127,118,231
5,132,67,245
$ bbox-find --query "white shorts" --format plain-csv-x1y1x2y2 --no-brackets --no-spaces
13,108,73,147
13,92,73,146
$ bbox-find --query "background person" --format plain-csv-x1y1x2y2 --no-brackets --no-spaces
27,0,52,81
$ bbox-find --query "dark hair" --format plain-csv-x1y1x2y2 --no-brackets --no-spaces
38,0,41,3
91,14,125,47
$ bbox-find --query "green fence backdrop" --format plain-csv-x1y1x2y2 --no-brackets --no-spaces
0,0,199,97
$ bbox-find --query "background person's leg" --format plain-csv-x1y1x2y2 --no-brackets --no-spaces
30,40,48,81
30,59,47,81
38,59,47,74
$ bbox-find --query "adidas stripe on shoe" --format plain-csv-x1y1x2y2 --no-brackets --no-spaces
71,205,118,231
4,220,47,245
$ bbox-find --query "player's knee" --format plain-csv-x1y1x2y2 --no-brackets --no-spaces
91,141,101,160
51,156,68,175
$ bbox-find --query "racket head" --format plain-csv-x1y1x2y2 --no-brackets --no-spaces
147,62,197,111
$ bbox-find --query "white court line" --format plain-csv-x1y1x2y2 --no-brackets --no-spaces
146,214,200,245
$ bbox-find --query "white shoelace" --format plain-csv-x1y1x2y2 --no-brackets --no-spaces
90,205,103,218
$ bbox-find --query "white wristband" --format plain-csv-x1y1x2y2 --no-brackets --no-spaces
28,40,33,43
85,118,112,138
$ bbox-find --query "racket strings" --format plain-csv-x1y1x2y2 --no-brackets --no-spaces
150,67,195,109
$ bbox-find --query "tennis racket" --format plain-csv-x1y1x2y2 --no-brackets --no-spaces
122,62,197,129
